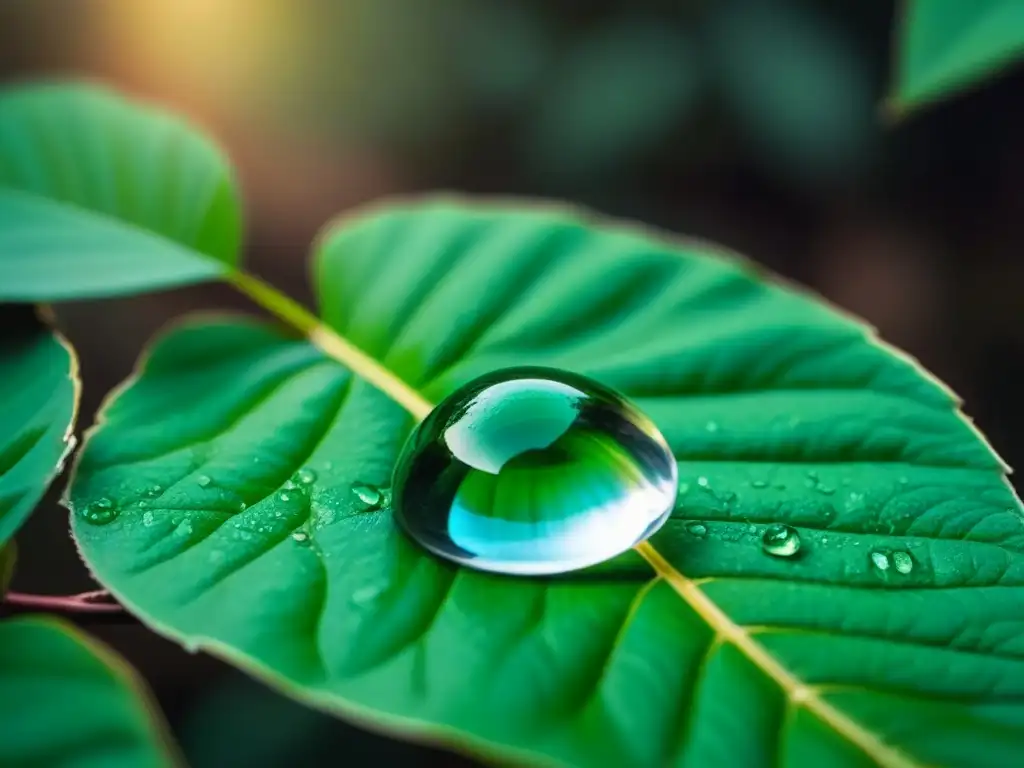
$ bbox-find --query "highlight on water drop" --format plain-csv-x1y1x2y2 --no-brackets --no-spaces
391,366,678,576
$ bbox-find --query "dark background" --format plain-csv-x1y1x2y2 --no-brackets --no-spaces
2,1,1022,765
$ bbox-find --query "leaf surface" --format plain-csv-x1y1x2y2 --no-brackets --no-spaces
0,617,176,767
893,0,1024,112
0,83,240,300
0,310,78,545
72,200,1024,767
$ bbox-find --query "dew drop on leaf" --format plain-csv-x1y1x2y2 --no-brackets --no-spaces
352,483,383,509
751,480,768,489
196,474,212,488
870,548,891,571
174,519,193,537
278,490,294,503
392,367,678,576
79,497,118,526
142,510,155,527
144,485,162,498
762,524,801,557
291,531,310,545
697,476,709,488
296,467,318,485
686,522,708,537
892,550,914,574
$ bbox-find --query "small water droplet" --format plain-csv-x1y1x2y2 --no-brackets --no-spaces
138,500,148,508
762,524,801,558
197,474,212,488
292,531,310,544
174,519,193,537
282,478,299,491
142,510,156,527
351,584,385,605
237,501,247,512
79,497,118,526
746,523,757,534
686,522,708,537
352,483,382,509
818,485,835,496
869,548,891,571
705,421,719,433
751,480,768,489
144,485,162,498
697,476,709,488
821,536,829,544
296,467,317,485
678,482,691,495
898,476,909,486
892,550,913,574
278,490,293,503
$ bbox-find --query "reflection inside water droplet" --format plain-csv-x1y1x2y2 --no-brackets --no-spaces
79,497,118,526
392,367,678,576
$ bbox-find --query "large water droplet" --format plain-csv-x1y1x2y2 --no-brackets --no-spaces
392,367,678,576
762,524,801,557
352,483,383,509
79,497,118,526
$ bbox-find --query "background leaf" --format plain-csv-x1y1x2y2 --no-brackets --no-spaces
0,617,176,767
0,83,241,300
0,308,78,545
0,542,14,595
892,0,1024,112
72,200,1024,767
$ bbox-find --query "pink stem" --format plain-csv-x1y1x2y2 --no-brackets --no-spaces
4,590,123,614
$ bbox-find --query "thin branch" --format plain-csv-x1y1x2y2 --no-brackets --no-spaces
2,589,127,617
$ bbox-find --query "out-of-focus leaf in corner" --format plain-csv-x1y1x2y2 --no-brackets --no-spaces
891,0,1024,114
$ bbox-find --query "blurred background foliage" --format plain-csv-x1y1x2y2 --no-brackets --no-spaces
1,0,1022,764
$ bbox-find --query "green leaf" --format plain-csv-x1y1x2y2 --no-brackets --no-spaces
892,0,1024,113
0,83,241,300
71,200,1024,767
0,542,15,595
0,309,78,545
0,617,177,767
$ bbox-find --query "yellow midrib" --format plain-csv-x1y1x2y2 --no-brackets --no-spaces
234,272,916,768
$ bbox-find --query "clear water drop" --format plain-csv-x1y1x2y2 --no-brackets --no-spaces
392,367,678,576
296,467,318,485
282,478,299,491
79,497,118,526
870,548,891,571
762,524,801,558
174,519,193,537
197,474,212,488
686,522,708,538
892,550,914,574
144,485,162,498
352,483,383,509
237,501,247,512
751,480,768,489
705,421,719,433
142,510,156,527
291,531,310,544
278,490,294,503
697,476,709,488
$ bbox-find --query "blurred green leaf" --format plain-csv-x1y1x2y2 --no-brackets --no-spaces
0,83,241,300
523,18,701,182
708,0,874,184
0,617,177,767
71,199,1024,767
0,310,78,546
0,542,14,595
892,0,1024,113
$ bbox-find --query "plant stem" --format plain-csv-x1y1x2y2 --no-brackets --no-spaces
3,589,123,614
227,270,434,420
